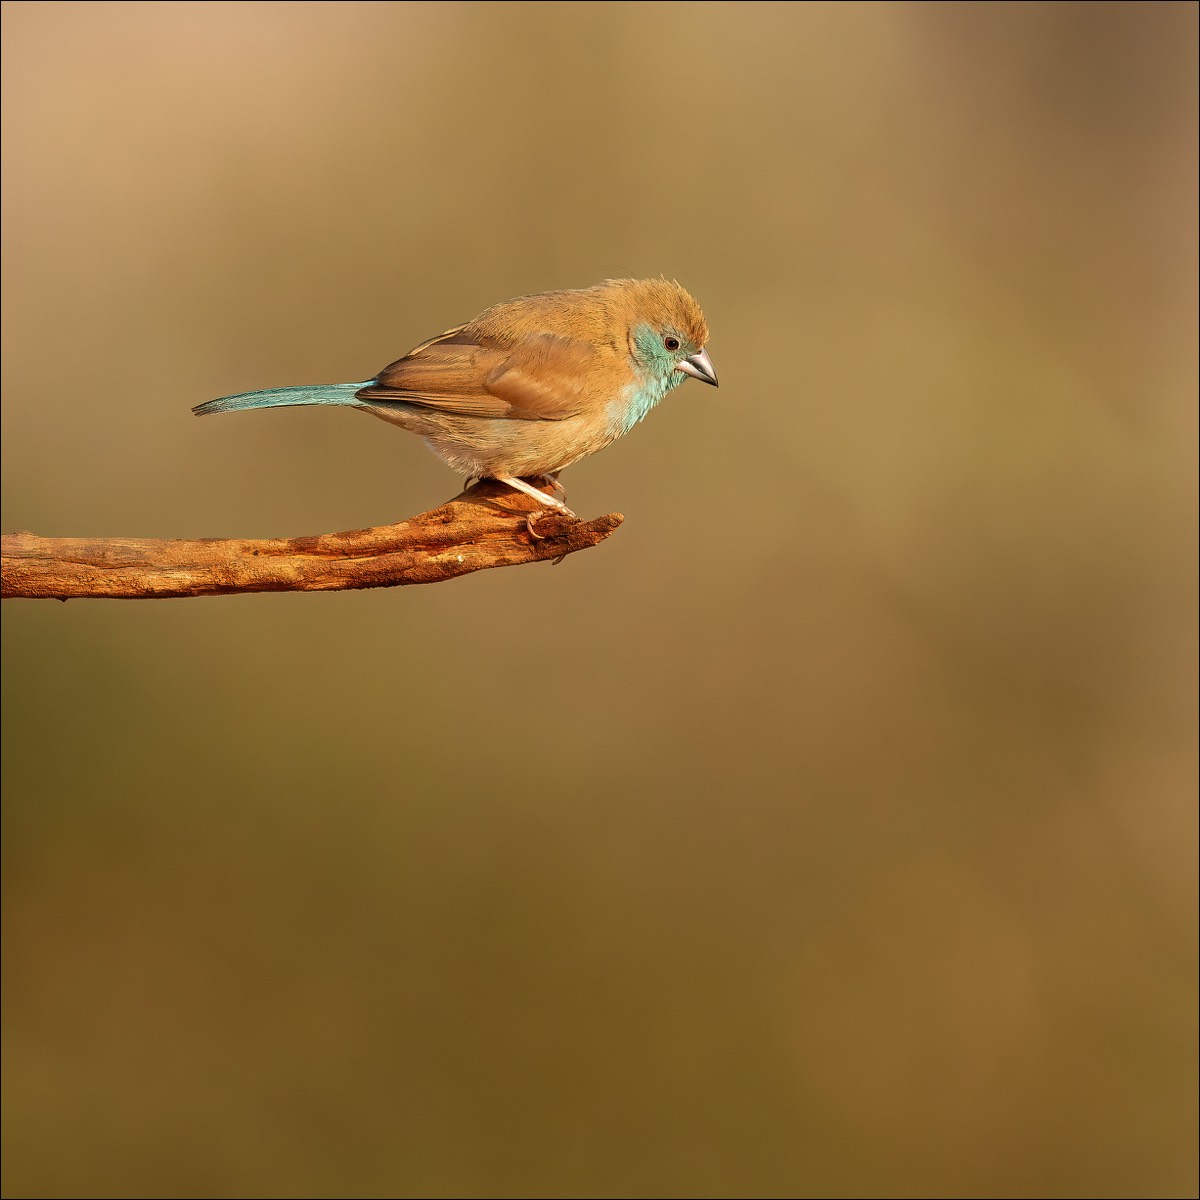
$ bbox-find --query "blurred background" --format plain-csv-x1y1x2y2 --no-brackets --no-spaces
2,3,1196,1196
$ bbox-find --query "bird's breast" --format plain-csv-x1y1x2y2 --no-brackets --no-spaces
605,372,683,438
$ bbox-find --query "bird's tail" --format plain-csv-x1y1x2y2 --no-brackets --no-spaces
193,382,371,417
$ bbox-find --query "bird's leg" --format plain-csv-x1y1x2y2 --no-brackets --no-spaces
494,474,576,518
463,475,482,492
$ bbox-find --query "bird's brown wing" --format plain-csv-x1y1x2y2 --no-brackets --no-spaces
357,327,596,421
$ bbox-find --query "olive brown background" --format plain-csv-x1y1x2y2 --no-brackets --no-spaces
2,3,1196,1196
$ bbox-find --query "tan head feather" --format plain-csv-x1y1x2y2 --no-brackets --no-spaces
597,278,709,349
465,278,709,350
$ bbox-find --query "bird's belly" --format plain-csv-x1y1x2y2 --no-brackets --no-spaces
363,403,618,477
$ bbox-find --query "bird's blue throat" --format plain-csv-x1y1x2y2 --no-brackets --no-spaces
607,324,686,435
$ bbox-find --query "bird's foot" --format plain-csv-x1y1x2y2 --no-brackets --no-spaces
523,515,570,562
495,474,577,519
535,473,568,502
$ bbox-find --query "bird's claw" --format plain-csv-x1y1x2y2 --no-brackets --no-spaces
536,474,568,502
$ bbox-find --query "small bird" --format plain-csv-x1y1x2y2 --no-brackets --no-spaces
193,278,717,515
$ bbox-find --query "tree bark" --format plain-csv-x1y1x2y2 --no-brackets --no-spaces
1,480,622,600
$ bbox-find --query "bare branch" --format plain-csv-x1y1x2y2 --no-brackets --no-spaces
1,480,622,600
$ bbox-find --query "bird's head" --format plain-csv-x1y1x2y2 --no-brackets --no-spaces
618,279,718,390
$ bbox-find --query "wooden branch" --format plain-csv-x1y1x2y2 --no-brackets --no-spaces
1,480,623,600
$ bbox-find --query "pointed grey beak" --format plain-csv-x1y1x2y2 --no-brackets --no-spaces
677,347,718,387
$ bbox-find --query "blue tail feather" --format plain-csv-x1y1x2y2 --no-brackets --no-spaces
193,382,371,417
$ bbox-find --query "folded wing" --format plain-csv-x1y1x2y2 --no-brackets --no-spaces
357,327,596,421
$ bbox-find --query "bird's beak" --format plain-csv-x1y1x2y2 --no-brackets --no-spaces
677,347,719,387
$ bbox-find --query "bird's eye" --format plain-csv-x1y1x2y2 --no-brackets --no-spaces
663,336,680,352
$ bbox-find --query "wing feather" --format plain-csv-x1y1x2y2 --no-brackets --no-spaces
357,329,595,421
